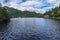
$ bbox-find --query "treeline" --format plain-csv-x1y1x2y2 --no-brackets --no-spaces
0,3,10,21
43,5,60,18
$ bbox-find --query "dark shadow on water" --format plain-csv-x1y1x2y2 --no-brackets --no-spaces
0,20,10,32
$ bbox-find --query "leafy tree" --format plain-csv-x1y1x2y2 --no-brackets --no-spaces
0,4,11,21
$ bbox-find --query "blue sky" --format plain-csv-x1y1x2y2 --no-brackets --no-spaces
0,0,60,13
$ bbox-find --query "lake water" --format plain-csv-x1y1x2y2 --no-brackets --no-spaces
0,18,60,40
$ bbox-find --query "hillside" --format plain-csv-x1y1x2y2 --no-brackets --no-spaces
4,7,43,18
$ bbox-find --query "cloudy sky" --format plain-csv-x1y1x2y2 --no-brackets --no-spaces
0,0,60,13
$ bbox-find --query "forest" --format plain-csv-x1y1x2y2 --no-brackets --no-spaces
0,3,10,21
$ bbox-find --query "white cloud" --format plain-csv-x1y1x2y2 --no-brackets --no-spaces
0,0,3,3
47,0,56,3
0,0,60,13
10,0,22,4
20,1,42,7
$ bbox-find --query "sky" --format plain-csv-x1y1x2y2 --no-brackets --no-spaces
0,0,60,13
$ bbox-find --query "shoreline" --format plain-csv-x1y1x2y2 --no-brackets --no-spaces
10,17,60,19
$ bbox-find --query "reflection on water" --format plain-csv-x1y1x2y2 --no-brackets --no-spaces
0,18,60,40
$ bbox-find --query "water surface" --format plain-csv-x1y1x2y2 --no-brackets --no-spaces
0,18,60,40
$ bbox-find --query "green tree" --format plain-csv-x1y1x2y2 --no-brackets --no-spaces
0,4,11,21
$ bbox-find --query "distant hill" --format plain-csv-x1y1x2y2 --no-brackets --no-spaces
4,6,43,17
4,5,60,18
